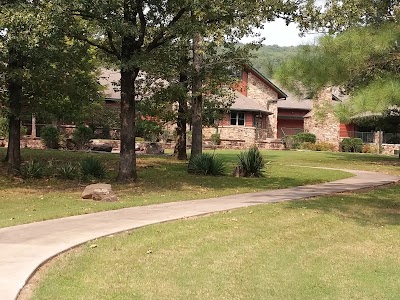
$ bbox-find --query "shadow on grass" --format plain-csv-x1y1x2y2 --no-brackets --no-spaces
285,183,400,226
0,148,345,196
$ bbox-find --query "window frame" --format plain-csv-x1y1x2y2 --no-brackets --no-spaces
230,111,245,126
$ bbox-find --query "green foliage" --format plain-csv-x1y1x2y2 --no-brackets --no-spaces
188,153,225,176
362,144,378,154
57,163,78,180
295,132,316,144
352,138,364,153
136,119,163,142
250,45,301,77
341,138,353,152
19,161,46,179
41,126,60,149
210,133,221,145
80,157,106,179
284,133,316,150
283,135,299,150
296,0,398,33
101,125,111,140
237,146,265,177
73,125,93,150
301,142,337,152
0,117,8,138
341,138,363,153
276,23,400,119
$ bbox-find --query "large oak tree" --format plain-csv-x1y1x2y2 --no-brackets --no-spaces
0,1,100,175
57,0,301,180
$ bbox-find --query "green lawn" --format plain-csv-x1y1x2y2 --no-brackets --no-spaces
30,183,400,300
0,148,371,228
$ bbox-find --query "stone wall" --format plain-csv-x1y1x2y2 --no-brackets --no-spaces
21,137,45,149
247,73,279,139
266,101,278,138
381,144,400,156
203,126,256,146
304,87,340,149
247,73,278,105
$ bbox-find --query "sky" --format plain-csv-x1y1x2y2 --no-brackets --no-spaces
241,18,322,47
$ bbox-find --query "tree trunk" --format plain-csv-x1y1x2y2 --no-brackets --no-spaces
117,68,138,181
191,32,204,157
174,73,188,160
6,46,23,175
31,114,36,138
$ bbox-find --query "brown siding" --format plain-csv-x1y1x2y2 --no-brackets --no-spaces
340,123,356,138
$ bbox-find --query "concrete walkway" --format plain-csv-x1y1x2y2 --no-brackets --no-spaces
1,168,399,300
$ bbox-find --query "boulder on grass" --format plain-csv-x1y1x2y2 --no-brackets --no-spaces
91,144,113,152
81,183,118,202
92,188,118,202
145,142,164,155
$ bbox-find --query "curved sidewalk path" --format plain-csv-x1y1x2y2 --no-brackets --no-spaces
1,168,399,300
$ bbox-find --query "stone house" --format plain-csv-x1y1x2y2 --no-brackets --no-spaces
204,66,371,151
204,66,317,149
99,67,399,154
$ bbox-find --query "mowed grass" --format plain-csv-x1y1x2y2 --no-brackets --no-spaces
0,148,398,228
31,183,400,300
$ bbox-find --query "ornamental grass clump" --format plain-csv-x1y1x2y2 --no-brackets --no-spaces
57,163,78,180
237,146,265,177
80,157,106,179
19,160,46,179
188,153,225,176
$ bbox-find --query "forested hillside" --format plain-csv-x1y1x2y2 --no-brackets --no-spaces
249,45,301,78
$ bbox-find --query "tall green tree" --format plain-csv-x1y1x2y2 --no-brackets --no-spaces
277,2,400,119
58,0,301,179
58,0,190,181
0,1,100,174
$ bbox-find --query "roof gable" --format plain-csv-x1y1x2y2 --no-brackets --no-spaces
245,65,287,99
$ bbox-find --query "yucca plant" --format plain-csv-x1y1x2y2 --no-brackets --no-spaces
57,163,78,180
19,160,45,179
188,153,225,176
80,157,106,179
237,146,265,177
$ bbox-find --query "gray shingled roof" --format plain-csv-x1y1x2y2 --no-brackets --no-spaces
230,91,273,114
277,96,313,110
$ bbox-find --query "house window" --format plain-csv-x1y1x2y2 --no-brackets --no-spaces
231,112,245,126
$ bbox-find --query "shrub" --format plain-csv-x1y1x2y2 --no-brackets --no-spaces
101,125,111,139
283,135,299,150
188,153,225,176
237,146,265,177
299,142,316,151
314,142,337,152
57,163,78,180
73,125,93,150
341,138,363,153
136,119,163,142
295,132,316,144
341,138,353,152
386,136,400,144
80,157,106,179
19,160,46,179
41,126,60,149
352,138,363,153
210,133,221,145
362,144,378,154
